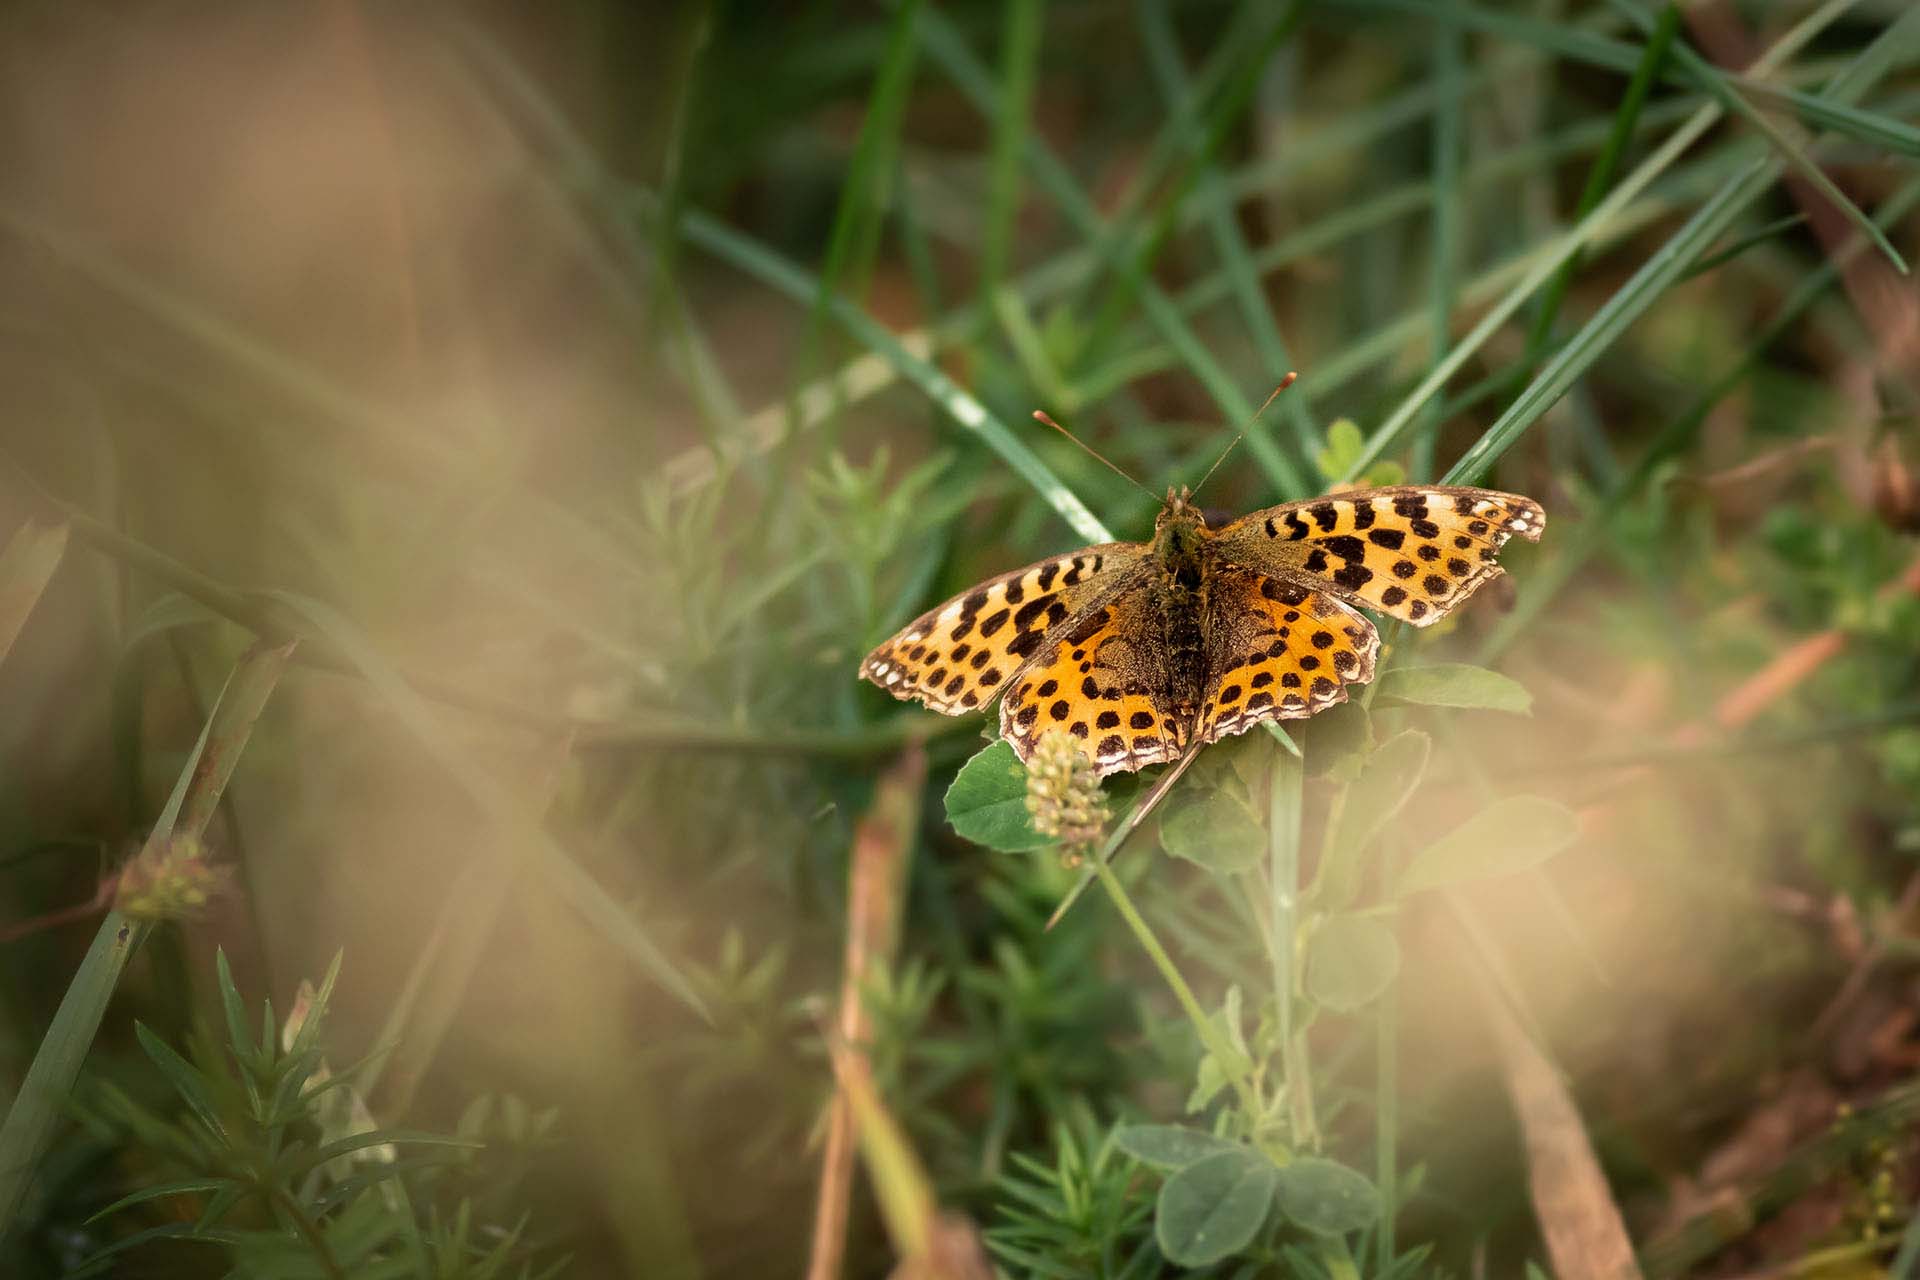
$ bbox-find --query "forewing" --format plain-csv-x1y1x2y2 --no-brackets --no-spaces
861,544,1144,715
1213,486,1544,626
999,585,1187,777
1198,570,1379,743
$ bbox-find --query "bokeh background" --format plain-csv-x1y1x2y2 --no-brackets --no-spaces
2,2,1919,1276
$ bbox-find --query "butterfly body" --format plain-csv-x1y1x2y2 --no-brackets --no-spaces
863,484,1543,776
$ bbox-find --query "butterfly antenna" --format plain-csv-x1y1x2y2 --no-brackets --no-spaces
1192,371,1299,499
1032,410,1160,501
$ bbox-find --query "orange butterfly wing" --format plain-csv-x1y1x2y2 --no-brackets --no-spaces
999,585,1186,777
1212,486,1543,626
861,545,1144,715
1198,570,1379,743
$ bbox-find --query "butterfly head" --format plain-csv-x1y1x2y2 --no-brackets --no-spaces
1153,484,1209,563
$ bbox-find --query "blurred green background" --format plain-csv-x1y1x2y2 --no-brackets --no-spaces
1,1,1919,1276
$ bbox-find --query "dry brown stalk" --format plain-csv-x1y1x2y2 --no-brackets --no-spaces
806,745,926,1280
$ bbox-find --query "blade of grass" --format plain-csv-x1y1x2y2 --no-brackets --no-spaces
786,0,927,438
1523,3,1680,362
0,517,67,667
1343,0,1876,484
1137,0,1318,455
976,0,1045,336
1608,0,1907,274
1414,2,1466,480
1477,174,1920,662
1344,0,1920,160
675,206,1113,542
660,26,1708,496
0,638,293,1240
1078,3,1305,367
917,7,1312,497
1267,746,1303,1127
1443,8,1920,487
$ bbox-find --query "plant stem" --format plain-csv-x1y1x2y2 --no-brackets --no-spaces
1090,854,1262,1119
271,1186,347,1280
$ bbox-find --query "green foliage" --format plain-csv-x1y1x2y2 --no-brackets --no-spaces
74,952,557,1279
3,1,1918,1276
1304,916,1401,1013
1372,664,1533,714
1396,796,1582,897
1272,1158,1380,1237
945,740,1052,852
1153,1147,1276,1266
1157,791,1266,874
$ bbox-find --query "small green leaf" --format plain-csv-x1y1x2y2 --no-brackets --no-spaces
1185,1052,1228,1115
1303,701,1371,779
86,1178,233,1225
1321,730,1429,909
1113,1125,1244,1171
1160,791,1265,873
1155,1147,1278,1266
1314,418,1366,482
1274,1157,1378,1235
1374,664,1533,714
943,740,1050,851
134,1024,229,1144
1305,915,1401,1011
1397,796,1580,897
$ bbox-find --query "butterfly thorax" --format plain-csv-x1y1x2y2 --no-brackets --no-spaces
1151,486,1210,589
1148,487,1213,729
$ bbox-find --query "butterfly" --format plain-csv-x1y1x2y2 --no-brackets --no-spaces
862,484,1543,776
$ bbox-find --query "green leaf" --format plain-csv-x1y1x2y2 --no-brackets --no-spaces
1397,796,1580,897
86,1177,233,1225
1303,701,1372,779
1113,1124,1244,1171
1373,664,1532,714
1314,418,1365,482
1155,1147,1278,1266
1322,730,1429,909
1159,790,1265,873
0,640,292,1236
1273,1157,1378,1235
943,740,1050,852
135,1023,228,1144
214,949,254,1071
1305,915,1401,1012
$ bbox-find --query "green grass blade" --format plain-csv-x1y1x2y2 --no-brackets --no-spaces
917,7,1311,497
1267,748,1304,1054
1340,0,1868,484
1444,151,1774,485
676,207,1114,542
0,638,292,1239
0,517,67,667
1414,2,1465,480
1608,0,1907,274
977,0,1045,328
1138,0,1317,458
0,914,147,1240
1524,2,1679,360
1477,172,1920,659
788,0,927,427
1445,9,1920,485
1079,3,1304,364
